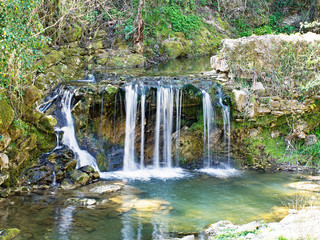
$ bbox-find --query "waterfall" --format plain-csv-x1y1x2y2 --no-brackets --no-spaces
202,90,214,168
153,85,174,169
140,84,146,169
56,89,99,171
175,88,182,166
123,84,139,171
153,85,161,169
217,87,231,164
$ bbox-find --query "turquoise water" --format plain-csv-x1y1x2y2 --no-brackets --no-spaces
1,170,303,240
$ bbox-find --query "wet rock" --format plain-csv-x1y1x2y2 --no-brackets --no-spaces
61,178,76,190
0,94,14,133
132,199,171,212
36,115,57,133
0,173,9,186
305,134,317,146
0,132,11,152
20,164,55,185
23,85,42,107
89,184,122,194
79,165,95,174
232,90,246,112
0,228,20,240
64,159,77,172
70,170,89,186
0,153,9,171
91,171,100,180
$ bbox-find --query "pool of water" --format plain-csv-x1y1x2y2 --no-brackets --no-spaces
0,170,305,240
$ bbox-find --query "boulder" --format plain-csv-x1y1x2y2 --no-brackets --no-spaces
232,90,246,112
0,132,11,151
210,55,229,72
70,169,89,186
36,115,57,133
0,153,9,171
79,165,95,174
0,96,14,133
23,85,42,107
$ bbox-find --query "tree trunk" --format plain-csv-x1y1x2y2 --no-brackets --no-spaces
133,0,145,54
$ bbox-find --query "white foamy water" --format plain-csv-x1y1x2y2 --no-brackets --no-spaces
198,168,240,178
99,168,188,181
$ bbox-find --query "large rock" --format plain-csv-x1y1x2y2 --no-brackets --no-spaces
0,132,11,151
210,55,229,72
23,85,42,107
232,89,246,112
70,169,89,186
36,115,57,133
0,96,14,133
0,153,9,171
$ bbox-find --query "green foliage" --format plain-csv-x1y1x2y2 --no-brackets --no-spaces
214,229,259,239
0,0,47,90
164,4,202,38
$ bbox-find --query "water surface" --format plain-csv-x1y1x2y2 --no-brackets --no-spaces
0,170,305,240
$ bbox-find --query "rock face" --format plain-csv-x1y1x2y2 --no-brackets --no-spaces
210,33,320,168
0,95,14,133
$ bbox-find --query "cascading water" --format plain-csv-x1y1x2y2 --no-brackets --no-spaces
140,84,146,169
50,79,234,180
55,89,99,172
175,88,182,166
217,87,231,164
202,90,214,168
123,84,139,171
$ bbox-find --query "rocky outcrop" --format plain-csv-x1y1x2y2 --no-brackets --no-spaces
210,33,320,168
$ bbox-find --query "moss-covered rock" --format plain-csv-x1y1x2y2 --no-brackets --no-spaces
23,85,42,107
36,115,57,133
107,54,145,68
0,228,20,240
0,132,11,152
0,95,14,133
70,169,89,186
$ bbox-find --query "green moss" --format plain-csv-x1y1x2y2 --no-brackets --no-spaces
107,54,145,68
0,94,14,133
0,228,20,240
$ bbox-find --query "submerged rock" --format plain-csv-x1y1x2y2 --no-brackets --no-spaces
89,185,122,194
